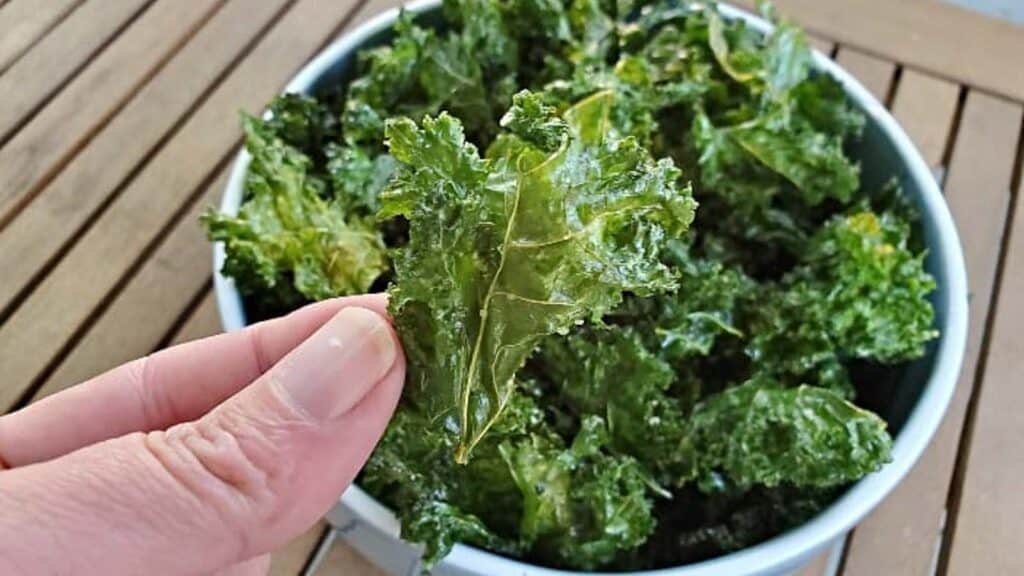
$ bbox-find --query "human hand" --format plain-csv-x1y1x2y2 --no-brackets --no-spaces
0,295,405,575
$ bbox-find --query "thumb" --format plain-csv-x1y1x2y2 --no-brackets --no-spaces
0,307,404,576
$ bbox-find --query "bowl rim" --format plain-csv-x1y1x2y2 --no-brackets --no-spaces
213,1,969,574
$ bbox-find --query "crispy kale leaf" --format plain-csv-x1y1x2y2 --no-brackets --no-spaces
343,1,518,148
383,90,695,463
748,210,938,392
365,393,661,569
528,328,692,483
611,242,752,364
500,416,658,570
798,210,938,361
261,93,339,161
203,116,387,314
688,378,892,490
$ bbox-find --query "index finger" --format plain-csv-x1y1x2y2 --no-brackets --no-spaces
0,294,390,468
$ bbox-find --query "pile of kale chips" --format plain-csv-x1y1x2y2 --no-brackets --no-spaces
205,0,938,570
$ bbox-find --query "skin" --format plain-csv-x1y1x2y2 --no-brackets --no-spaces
0,294,405,576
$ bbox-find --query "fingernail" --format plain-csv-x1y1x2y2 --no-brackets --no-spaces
273,306,398,421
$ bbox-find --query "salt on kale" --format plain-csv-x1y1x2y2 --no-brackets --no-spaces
206,0,939,571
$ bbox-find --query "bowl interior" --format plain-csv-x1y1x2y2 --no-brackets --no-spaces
849,122,951,433
265,7,950,439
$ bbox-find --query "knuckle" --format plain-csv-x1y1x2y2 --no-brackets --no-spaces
143,415,288,526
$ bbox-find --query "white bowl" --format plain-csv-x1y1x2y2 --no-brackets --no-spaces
213,2,969,574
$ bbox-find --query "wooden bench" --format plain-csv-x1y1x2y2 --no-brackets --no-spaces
0,0,1020,573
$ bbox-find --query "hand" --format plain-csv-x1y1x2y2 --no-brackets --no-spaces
0,295,405,575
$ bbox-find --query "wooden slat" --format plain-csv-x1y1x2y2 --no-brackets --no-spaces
793,539,844,576
794,551,830,576
169,290,220,346
806,34,834,56
0,0,149,144
270,521,329,576
0,0,288,325
841,92,1022,576
0,0,364,413
0,0,81,74
835,47,896,104
314,536,386,576
29,170,227,401
0,0,222,229
733,0,1024,103
888,69,961,170
943,159,1024,575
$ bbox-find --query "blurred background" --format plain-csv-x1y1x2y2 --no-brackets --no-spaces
946,0,1024,24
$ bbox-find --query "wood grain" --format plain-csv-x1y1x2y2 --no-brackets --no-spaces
943,153,1024,575
834,47,896,104
0,0,289,320
0,0,81,74
793,551,830,576
0,0,222,228
29,170,227,401
732,0,1024,103
888,69,961,169
841,91,1022,576
169,290,220,346
806,34,834,56
0,0,363,412
0,0,149,144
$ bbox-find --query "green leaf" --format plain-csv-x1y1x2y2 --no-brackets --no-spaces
689,378,893,489
383,91,696,463
731,110,859,206
528,328,692,483
500,416,658,569
798,210,938,361
203,115,388,308
499,90,569,152
262,93,339,160
324,144,397,216
613,243,752,363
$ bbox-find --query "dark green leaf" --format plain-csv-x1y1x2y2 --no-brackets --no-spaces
383,91,696,463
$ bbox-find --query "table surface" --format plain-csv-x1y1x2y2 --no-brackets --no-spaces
0,0,1021,574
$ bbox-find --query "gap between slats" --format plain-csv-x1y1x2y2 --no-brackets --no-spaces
167,288,219,347
841,89,1022,576
0,0,83,76
936,107,1024,576
0,0,156,148
0,0,374,412
14,151,236,409
0,0,294,325
0,0,227,233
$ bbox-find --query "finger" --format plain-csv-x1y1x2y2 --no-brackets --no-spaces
0,306,404,576
0,294,387,467
213,555,270,576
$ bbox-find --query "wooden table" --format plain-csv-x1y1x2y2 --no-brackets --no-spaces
0,0,1021,574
